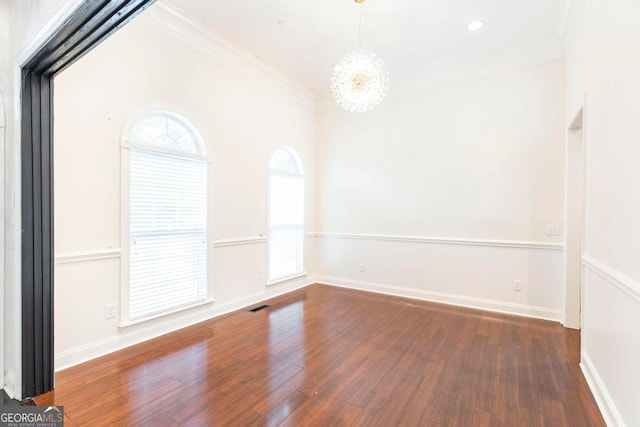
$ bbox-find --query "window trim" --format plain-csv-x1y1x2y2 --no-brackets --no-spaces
266,147,306,285
121,141,208,163
267,272,308,287
119,297,215,329
120,111,211,326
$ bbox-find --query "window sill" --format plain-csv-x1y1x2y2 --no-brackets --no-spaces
119,298,215,329
267,272,307,287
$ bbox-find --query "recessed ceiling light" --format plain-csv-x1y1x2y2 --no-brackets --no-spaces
467,21,484,32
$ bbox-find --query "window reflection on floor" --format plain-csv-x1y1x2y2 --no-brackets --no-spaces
269,301,305,393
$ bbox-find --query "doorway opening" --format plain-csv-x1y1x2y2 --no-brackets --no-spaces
19,0,155,399
563,107,585,330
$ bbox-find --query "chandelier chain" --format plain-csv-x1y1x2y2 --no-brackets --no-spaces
358,4,363,49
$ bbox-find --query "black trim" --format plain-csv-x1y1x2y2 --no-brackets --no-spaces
20,0,155,398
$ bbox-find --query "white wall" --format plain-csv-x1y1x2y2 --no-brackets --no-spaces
0,1,9,95
565,1,640,425
52,6,318,370
317,59,566,320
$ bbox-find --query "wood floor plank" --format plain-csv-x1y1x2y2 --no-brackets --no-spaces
36,284,605,426
264,390,307,427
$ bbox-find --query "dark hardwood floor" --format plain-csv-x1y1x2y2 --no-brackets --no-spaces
36,284,604,426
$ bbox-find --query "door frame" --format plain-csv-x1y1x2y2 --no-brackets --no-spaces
563,104,586,330
0,91,5,392
18,0,155,398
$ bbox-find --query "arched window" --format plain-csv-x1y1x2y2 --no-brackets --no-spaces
126,112,207,321
268,148,305,283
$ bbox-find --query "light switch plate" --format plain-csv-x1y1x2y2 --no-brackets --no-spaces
545,224,561,236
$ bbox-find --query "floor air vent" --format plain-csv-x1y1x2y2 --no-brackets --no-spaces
249,304,270,312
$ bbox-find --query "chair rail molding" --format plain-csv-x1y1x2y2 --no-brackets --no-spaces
212,236,266,248
582,255,640,303
213,232,318,248
316,232,564,251
55,248,122,264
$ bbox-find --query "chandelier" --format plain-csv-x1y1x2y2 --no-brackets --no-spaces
331,0,389,113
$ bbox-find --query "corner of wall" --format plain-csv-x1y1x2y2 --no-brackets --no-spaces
580,352,625,427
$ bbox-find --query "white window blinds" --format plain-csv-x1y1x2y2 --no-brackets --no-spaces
269,148,304,282
128,114,207,321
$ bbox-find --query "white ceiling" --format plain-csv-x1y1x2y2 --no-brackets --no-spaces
162,0,564,98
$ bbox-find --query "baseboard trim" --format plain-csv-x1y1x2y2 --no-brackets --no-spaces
55,272,564,370
580,351,625,427
316,232,564,251
3,370,17,400
583,255,640,303
316,276,562,322
55,275,317,371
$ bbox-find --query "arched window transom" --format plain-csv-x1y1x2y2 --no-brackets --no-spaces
126,112,207,322
130,114,203,155
269,147,302,174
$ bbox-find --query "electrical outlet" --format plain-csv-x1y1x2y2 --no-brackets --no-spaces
105,304,116,319
513,280,523,292
360,263,365,272
545,224,561,236
259,271,265,281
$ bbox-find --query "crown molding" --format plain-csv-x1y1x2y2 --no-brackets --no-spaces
14,0,86,66
143,1,569,114
140,1,317,111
